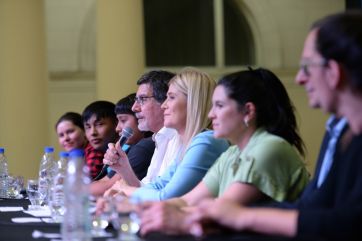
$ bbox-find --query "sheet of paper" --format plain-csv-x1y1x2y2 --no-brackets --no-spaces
11,217,42,223
0,206,24,212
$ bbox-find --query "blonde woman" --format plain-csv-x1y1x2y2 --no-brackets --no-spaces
103,67,229,201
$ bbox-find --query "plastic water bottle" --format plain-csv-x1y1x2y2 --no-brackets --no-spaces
38,146,55,205
61,149,91,241
49,152,68,222
55,151,68,174
0,148,9,198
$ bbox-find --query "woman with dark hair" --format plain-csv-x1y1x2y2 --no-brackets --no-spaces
138,68,309,235
56,112,88,152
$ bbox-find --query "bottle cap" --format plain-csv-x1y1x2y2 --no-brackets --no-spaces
0,148,4,154
44,146,54,153
59,151,69,158
69,149,84,158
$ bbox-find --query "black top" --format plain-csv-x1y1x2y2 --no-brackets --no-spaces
107,137,155,180
296,132,362,240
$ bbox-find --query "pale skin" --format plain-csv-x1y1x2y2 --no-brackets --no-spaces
138,85,267,235
103,177,137,197
56,120,87,152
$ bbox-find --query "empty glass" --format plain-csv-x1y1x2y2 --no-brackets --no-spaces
26,179,45,209
92,196,115,236
111,196,140,241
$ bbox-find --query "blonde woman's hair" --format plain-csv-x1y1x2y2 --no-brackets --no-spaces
169,67,216,157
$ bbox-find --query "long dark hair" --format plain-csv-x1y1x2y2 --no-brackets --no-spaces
218,68,305,157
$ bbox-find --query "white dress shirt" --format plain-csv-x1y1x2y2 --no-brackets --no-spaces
141,127,177,184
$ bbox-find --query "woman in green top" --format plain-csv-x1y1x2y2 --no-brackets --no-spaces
138,68,310,235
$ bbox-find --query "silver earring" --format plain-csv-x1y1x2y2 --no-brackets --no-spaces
244,119,249,127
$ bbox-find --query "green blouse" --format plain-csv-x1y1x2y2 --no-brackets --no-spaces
203,128,309,202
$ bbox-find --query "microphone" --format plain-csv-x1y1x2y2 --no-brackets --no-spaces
118,127,134,150
93,127,133,181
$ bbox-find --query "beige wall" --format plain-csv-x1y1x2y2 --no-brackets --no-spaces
1,0,345,179
96,0,144,101
0,0,48,179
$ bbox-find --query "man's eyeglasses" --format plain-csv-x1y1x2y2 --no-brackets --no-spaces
299,59,328,77
134,96,154,105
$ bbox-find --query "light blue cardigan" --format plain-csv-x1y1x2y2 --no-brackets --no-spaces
131,130,229,201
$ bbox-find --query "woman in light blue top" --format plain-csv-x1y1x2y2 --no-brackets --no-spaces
104,67,229,201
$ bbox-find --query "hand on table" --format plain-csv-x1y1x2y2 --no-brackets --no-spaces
138,201,190,236
189,198,246,236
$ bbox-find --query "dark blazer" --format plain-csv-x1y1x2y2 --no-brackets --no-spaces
295,130,332,207
297,132,362,240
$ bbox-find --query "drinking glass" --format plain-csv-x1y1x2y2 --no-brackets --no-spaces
26,179,44,209
7,175,24,198
92,196,114,236
111,196,140,241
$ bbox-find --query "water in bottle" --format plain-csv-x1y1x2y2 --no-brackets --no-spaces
61,149,91,241
38,146,55,205
54,151,68,175
49,151,68,222
0,148,9,198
